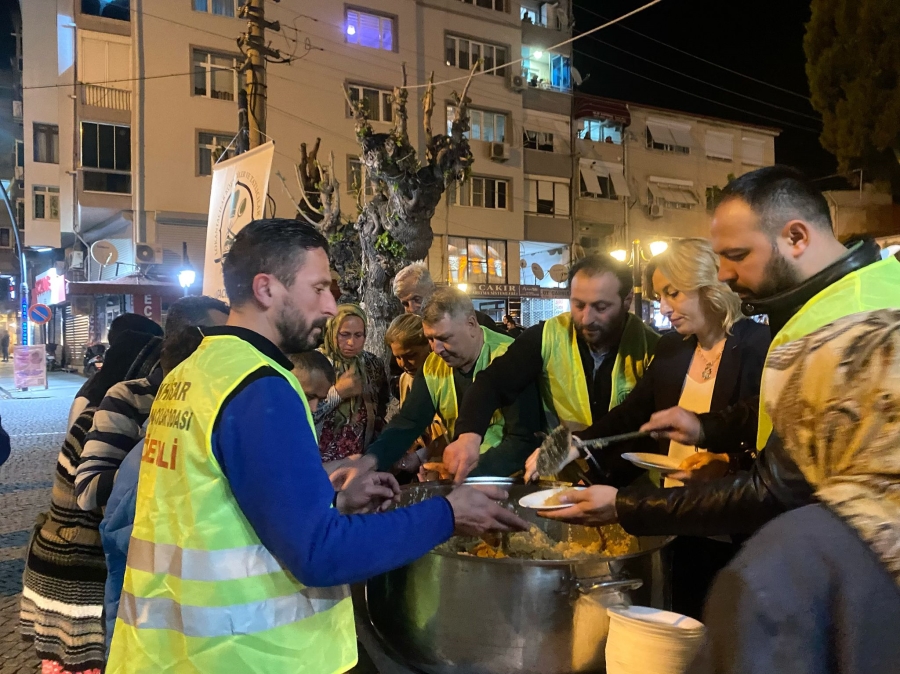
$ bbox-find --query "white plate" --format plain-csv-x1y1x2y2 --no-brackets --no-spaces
621,452,683,473
518,487,585,510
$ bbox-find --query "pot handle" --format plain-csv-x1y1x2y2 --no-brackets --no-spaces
575,577,644,595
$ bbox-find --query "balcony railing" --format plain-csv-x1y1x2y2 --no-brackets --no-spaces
81,84,131,111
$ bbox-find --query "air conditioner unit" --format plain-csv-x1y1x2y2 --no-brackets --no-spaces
14,166,23,180
135,243,163,265
489,142,510,162
67,250,84,270
508,74,526,93
649,203,664,218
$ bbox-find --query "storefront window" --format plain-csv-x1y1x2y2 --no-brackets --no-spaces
447,237,508,285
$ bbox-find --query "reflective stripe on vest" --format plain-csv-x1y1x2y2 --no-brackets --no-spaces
106,335,357,674
423,326,512,453
540,312,659,431
756,255,900,449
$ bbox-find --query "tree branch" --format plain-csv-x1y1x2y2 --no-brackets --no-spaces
392,63,410,148
423,71,435,152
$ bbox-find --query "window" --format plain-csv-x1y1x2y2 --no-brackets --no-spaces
193,49,239,101
197,131,236,176
33,186,60,221
348,84,393,122
705,131,734,162
648,181,699,210
448,236,507,284
347,156,375,197
579,160,630,200
525,179,569,216
646,119,692,154
33,123,59,164
579,119,622,144
550,54,570,91
446,106,506,142
459,0,506,11
445,35,508,77
0,229,10,249
81,0,129,21
742,137,766,167
520,7,538,22
193,0,245,17
15,140,24,168
523,129,554,151
346,9,394,51
81,122,131,193
449,176,509,210
16,199,24,230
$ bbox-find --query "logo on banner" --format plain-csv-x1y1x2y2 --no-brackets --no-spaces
213,177,258,264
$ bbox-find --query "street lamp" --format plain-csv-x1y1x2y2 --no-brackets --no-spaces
178,242,196,297
607,239,668,319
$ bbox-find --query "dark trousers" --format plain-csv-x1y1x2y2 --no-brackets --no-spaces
1,345,8,361
671,535,739,621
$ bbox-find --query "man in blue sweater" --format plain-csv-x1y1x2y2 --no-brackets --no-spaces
105,219,526,673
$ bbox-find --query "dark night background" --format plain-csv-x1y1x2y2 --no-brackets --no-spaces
573,0,843,186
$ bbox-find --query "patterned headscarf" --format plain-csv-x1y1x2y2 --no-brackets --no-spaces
765,309,900,588
320,304,370,428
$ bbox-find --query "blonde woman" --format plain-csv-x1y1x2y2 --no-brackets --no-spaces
535,237,770,619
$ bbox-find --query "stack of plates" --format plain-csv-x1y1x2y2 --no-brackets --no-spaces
606,605,706,674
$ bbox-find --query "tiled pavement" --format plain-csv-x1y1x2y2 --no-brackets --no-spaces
0,365,84,673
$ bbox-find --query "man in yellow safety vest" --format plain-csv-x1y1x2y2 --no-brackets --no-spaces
539,166,900,537
105,218,527,674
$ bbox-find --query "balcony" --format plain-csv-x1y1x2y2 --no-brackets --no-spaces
81,84,131,111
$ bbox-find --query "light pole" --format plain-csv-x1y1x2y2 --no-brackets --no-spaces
609,239,668,320
0,179,29,345
178,242,196,297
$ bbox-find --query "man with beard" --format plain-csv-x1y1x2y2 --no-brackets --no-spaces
442,255,661,482
105,219,528,674
539,165,900,540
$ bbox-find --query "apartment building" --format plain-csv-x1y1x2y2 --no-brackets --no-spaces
18,0,578,349
574,92,779,252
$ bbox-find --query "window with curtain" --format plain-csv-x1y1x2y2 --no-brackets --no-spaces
446,106,506,142
445,35,508,77
346,9,394,51
197,131,236,176
447,237,508,284
449,176,509,209
348,84,393,122
192,49,239,101
33,123,59,164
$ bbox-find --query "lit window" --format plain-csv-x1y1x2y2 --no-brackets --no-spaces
447,236,507,284
347,84,393,122
346,10,394,51
459,0,507,12
192,49,239,101
445,35,508,77
193,0,246,17
33,186,60,221
579,119,622,144
523,129,554,151
550,54,571,91
197,131,236,176
449,176,509,210
446,106,506,142
81,122,131,193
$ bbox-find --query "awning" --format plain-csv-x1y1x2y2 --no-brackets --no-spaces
573,94,631,125
647,118,692,148
649,181,698,206
705,131,734,161
579,160,630,197
67,273,183,299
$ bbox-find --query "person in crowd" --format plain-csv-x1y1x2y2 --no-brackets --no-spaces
1,328,9,362
105,218,527,674
19,329,162,674
539,166,900,540
503,314,524,338
316,304,390,461
289,350,336,412
358,289,542,480
75,297,229,512
0,414,9,467
528,238,769,619
444,254,661,483
383,313,446,476
688,310,900,674
393,262,501,332
67,314,163,430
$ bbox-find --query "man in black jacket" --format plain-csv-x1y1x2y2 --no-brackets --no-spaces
541,166,900,537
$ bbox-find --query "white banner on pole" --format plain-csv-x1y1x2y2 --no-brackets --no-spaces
202,141,275,301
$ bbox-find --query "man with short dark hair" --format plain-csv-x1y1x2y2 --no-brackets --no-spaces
541,166,900,538
444,254,661,482
289,350,336,413
358,288,542,479
76,296,231,511
106,218,527,674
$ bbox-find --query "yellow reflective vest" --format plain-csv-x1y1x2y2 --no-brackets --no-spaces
422,326,512,453
540,312,659,431
106,334,357,674
756,254,900,449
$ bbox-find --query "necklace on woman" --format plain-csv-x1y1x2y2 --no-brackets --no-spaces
696,342,725,381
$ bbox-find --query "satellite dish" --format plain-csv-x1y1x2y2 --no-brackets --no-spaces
549,264,569,284
531,263,545,281
572,67,584,86
520,259,527,269
91,240,119,266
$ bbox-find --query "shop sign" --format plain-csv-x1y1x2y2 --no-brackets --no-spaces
13,344,47,390
468,283,568,299
32,268,67,305
132,294,162,323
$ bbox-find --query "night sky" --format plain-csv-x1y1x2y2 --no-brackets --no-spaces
573,0,842,185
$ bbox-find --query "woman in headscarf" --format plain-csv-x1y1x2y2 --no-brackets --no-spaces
20,330,162,674
316,304,389,462
689,309,900,674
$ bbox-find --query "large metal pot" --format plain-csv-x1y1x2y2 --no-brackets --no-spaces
365,479,673,674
